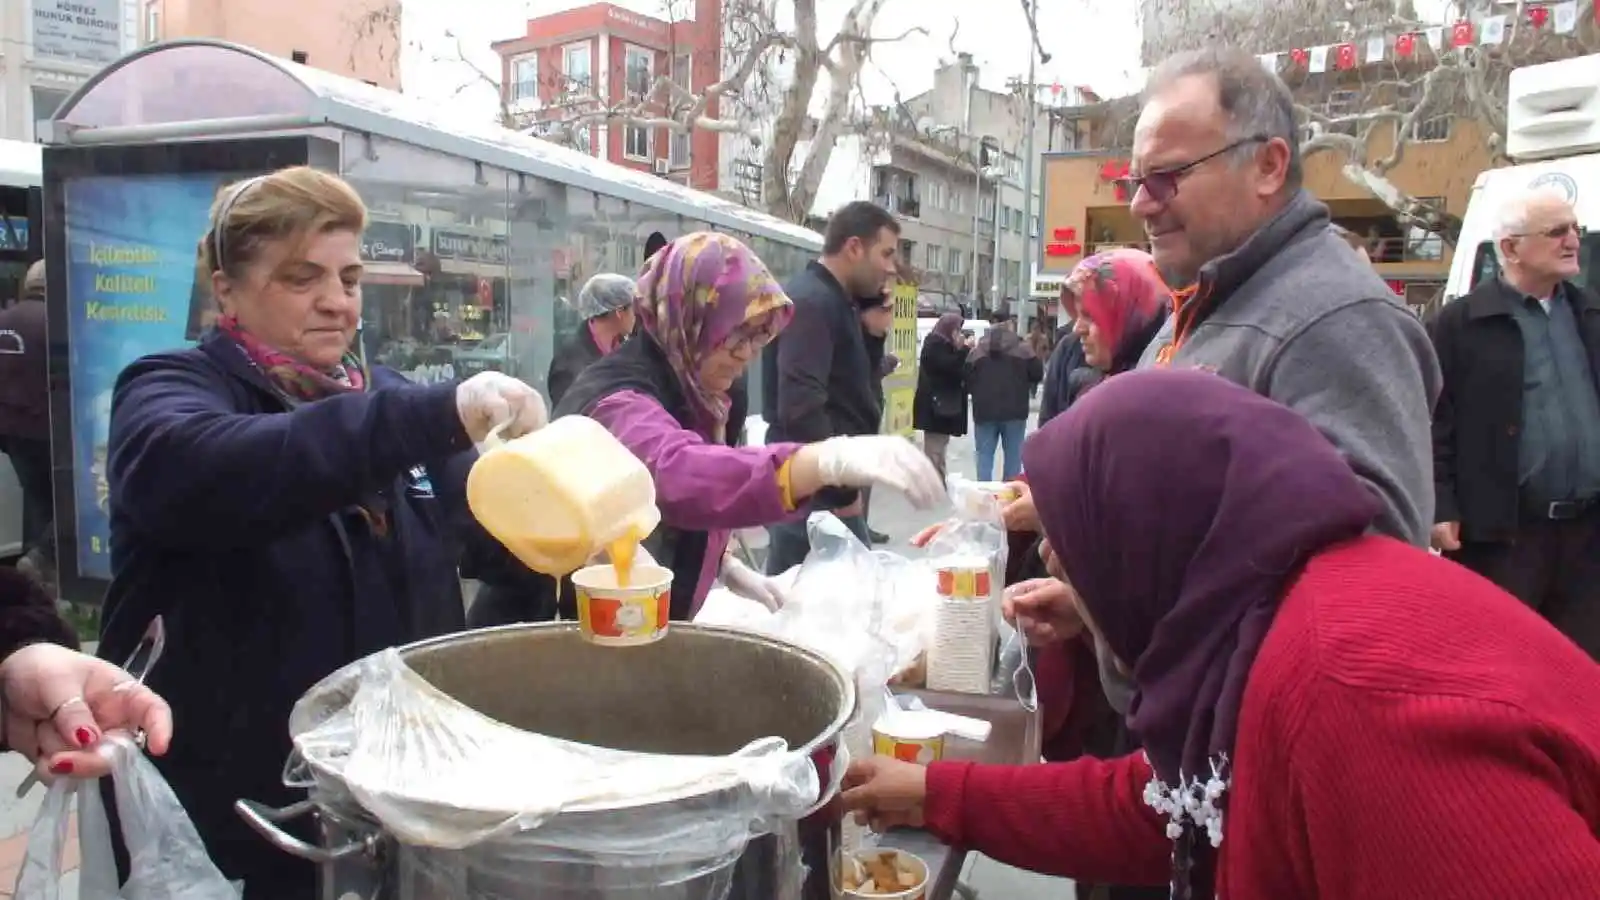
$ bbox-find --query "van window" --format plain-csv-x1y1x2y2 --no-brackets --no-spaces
1469,234,1600,290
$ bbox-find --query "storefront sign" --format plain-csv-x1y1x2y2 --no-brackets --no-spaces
1032,275,1066,298
362,221,415,264
31,0,122,66
432,229,508,266
60,169,259,579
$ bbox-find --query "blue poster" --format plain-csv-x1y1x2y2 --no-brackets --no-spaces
63,172,251,579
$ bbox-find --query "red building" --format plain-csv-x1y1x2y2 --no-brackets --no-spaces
491,1,724,191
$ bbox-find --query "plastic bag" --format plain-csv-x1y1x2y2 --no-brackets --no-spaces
15,733,239,900
290,648,818,860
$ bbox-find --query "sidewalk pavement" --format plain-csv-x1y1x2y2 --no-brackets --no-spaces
0,752,77,898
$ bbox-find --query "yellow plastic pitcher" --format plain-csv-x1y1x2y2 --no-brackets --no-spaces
467,415,661,576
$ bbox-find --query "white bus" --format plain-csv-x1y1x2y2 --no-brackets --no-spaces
0,138,42,561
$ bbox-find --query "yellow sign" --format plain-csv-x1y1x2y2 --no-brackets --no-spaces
883,281,920,437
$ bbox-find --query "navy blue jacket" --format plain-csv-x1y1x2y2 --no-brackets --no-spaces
96,332,475,895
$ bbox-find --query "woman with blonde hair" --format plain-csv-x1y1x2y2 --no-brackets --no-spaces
98,166,547,897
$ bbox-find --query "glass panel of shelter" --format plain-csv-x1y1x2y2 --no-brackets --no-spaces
339,134,513,387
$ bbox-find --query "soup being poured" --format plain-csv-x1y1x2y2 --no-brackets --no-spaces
609,528,641,588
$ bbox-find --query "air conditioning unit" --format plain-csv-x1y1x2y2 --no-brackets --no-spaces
653,158,671,175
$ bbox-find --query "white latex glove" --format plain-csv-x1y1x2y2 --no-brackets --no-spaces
813,435,945,509
720,555,786,612
456,371,548,444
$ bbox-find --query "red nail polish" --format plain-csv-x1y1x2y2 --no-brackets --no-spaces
75,727,95,747
49,760,73,775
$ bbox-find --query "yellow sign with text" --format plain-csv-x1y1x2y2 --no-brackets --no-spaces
883,281,920,437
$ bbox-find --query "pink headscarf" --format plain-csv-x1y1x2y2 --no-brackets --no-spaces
1065,249,1168,360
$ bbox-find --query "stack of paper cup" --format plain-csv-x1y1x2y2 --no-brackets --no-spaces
840,718,874,854
926,555,996,694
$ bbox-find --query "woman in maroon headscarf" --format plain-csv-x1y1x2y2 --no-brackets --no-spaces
844,369,1600,900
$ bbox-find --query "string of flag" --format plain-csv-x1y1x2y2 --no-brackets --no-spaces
1257,0,1587,74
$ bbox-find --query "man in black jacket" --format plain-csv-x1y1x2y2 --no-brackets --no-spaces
1428,187,1600,658
762,201,901,573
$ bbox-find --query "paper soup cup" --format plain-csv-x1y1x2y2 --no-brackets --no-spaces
839,848,930,899
871,716,945,765
972,480,1019,503
935,557,992,601
572,563,673,647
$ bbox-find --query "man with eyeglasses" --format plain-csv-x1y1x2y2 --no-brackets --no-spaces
1125,47,1439,546
1427,187,1600,659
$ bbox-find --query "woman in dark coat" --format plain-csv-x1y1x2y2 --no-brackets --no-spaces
911,312,968,480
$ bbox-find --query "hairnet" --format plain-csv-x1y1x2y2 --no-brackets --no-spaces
571,273,637,320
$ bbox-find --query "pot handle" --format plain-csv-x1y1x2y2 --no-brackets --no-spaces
799,740,850,820
235,798,376,864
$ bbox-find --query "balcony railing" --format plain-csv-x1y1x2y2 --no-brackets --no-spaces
874,195,922,219
1364,235,1445,264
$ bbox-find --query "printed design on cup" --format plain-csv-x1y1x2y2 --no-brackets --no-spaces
936,565,991,600
573,563,673,646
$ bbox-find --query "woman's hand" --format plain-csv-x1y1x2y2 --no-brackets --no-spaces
1000,481,1040,532
1002,577,1084,646
456,372,548,443
841,756,929,831
0,643,172,780
719,555,787,611
807,436,945,509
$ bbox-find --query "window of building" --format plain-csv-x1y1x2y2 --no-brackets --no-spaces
571,124,593,155
562,43,591,95
30,88,70,141
1398,81,1450,142
927,244,944,272
948,249,965,276
144,1,160,44
669,130,690,168
625,45,654,100
672,53,692,92
624,123,652,161
510,54,539,103
291,50,308,64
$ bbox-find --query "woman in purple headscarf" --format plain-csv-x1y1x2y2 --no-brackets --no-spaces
843,369,1600,900
469,233,942,624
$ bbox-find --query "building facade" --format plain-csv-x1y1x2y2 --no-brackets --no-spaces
0,0,140,141
137,0,400,89
490,0,729,193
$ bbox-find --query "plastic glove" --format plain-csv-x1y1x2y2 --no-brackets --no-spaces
719,555,786,611
456,371,548,444
813,435,944,509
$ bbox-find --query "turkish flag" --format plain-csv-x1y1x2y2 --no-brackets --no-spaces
1395,33,1417,56
1335,43,1358,69
1290,47,1309,67
1450,20,1475,47
1528,5,1549,27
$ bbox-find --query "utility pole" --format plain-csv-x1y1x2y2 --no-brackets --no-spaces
1018,0,1042,333
969,148,983,313
990,173,1004,314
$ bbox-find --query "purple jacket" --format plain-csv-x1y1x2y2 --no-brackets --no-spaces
592,390,803,613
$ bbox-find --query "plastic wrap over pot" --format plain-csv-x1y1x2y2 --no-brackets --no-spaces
289,647,821,865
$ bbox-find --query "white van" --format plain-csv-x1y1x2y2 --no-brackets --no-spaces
0,138,43,561
1445,54,1600,301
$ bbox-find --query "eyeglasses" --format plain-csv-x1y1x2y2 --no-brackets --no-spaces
1116,136,1271,204
1513,222,1584,240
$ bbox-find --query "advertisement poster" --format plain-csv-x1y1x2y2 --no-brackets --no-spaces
30,0,123,67
62,171,250,579
883,280,920,437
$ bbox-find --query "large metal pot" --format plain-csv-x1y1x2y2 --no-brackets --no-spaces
237,623,856,900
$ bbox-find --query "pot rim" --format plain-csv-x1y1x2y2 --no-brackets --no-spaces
289,621,859,817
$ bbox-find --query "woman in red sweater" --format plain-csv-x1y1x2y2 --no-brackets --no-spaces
843,369,1600,899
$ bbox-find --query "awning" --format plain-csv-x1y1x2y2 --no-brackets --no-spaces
364,261,425,287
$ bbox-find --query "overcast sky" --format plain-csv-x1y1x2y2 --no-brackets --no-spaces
400,0,1148,116
400,0,1460,120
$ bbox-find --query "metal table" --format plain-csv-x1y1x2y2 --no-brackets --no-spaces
877,687,1042,900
